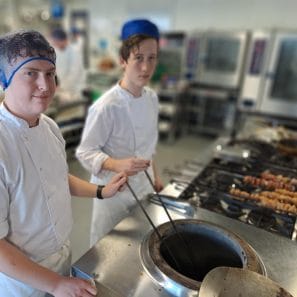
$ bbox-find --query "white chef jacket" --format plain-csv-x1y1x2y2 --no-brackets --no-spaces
55,44,86,99
76,83,159,245
0,103,73,296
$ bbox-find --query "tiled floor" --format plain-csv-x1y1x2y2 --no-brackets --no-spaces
68,134,217,263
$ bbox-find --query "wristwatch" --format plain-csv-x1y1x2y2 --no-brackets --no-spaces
96,185,104,199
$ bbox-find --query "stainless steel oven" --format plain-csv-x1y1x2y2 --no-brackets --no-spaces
182,31,204,81
238,30,271,111
239,29,297,119
183,30,249,89
260,30,297,118
155,32,186,83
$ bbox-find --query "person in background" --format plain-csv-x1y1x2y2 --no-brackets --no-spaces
76,19,163,246
0,29,127,297
49,27,86,101
70,27,84,55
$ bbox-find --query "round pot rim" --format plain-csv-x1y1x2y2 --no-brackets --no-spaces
141,219,266,292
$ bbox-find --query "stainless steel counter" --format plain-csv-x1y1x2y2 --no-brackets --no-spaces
73,200,297,297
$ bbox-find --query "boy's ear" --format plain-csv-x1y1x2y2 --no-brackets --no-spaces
119,57,126,69
0,69,7,89
54,75,59,86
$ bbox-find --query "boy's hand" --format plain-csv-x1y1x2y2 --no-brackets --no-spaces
52,276,97,296
104,157,150,176
154,175,164,193
102,172,127,198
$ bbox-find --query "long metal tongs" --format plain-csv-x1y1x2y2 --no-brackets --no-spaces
126,181,182,271
143,171,196,267
126,170,196,273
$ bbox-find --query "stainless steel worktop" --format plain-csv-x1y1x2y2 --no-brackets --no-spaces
73,199,297,297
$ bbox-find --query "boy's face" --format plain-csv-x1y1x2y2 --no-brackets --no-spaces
4,58,56,125
121,38,158,94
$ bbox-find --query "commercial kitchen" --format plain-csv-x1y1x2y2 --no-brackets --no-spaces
1,0,297,296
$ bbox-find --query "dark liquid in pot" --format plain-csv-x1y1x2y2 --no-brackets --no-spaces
160,230,243,282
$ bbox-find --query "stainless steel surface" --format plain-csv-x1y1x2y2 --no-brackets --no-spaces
95,281,124,297
238,30,271,112
183,30,249,89
259,30,297,119
74,200,297,297
199,267,293,297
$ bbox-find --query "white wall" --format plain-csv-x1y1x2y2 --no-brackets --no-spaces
174,0,297,31
89,0,297,32
88,0,297,57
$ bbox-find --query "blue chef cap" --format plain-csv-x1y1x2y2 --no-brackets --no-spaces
121,19,159,41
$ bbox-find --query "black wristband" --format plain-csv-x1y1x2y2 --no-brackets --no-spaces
96,185,104,199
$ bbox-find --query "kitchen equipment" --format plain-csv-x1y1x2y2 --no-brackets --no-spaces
259,30,297,119
72,266,124,297
184,30,249,89
177,155,297,239
157,31,185,82
140,219,265,297
278,138,297,156
240,29,297,119
238,30,271,111
199,266,293,297
144,171,198,268
126,181,195,274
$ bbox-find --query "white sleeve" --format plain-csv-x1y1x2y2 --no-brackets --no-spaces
76,104,111,176
0,166,9,239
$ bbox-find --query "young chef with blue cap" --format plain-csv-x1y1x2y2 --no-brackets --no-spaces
76,19,163,245
0,29,127,297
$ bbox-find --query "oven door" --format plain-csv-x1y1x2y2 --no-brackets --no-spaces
197,30,249,89
182,31,204,81
259,31,297,119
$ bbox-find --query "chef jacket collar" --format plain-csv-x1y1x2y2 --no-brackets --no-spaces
0,102,40,128
117,82,146,100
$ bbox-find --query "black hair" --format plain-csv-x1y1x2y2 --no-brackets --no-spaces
0,29,56,69
50,27,67,41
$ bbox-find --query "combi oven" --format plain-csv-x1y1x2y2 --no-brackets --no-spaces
239,29,297,119
183,30,249,90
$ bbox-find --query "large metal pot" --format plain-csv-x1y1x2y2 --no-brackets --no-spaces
140,219,266,297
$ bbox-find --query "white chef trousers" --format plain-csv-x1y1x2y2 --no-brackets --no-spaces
0,240,71,297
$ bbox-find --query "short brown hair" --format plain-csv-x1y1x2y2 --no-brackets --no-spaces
119,34,159,62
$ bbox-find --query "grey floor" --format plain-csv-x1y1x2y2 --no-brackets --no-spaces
68,134,217,263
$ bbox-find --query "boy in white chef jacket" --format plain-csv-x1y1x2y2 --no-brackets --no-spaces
50,27,86,102
76,19,163,246
0,29,127,297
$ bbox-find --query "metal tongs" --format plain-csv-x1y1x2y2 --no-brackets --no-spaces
126,170,196,274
